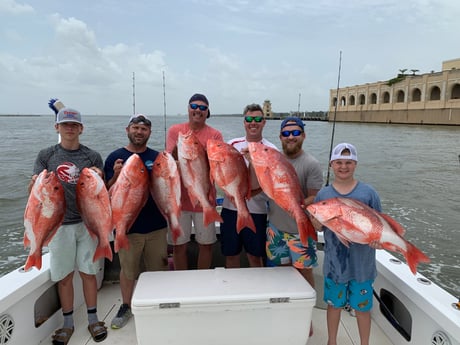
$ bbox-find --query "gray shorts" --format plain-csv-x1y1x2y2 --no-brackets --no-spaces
167,211,217,245
48,222,98,282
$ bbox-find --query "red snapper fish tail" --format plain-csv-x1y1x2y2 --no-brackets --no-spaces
168,216,183,244
203,206,223,227
114,229,129,253
93,244,113,262
236,209,256,233
297,215,318,245
169,225,182,245
234,198,256,233
382,241,430,274
24,252,42,271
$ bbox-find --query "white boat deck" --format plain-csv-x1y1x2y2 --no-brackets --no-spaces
42,280,393,345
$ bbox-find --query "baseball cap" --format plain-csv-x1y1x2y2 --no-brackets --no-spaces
280,117,305,131
128,114,151,127
330,143,358,162
56,108,82,124
189,93,211,118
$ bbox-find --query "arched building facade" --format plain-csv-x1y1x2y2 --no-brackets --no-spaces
329,58,460,125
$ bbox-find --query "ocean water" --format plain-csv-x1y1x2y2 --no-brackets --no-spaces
0,114,459,298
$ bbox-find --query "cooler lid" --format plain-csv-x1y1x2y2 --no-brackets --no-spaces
132,266,315,307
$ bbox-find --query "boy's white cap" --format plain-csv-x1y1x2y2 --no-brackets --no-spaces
330,143,358,162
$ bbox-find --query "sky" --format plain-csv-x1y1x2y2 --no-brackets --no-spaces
1,0,460,116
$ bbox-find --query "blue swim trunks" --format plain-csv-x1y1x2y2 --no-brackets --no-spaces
323,277,374,312
266,222,317,269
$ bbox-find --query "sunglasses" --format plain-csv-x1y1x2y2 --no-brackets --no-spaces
281,129,303,137
129,115,151,126
244,116,264,123
190,103,208,111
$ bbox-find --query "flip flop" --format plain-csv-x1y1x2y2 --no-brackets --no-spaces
88,321,108,342
52,327,74,345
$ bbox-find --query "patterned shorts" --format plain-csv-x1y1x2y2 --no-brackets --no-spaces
266,222,317,269
323,278,374,312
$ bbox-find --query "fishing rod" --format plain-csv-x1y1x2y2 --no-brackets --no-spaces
132,72,136,115
162,70,167,147
325,51,342,186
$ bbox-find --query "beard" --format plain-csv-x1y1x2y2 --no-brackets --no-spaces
128,132,148,147
282,140,302,157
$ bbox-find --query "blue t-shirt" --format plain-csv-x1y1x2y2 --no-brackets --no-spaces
314,181,382,284
104,147,167,234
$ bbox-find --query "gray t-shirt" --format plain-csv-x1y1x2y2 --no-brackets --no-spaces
33,144,103,224
267,150,323,234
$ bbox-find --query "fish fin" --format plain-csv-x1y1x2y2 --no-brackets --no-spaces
24,252,42,271
379,212,406,236
84,227,98,241
236,212,257,234
187,190,200,208
93,245,113,262
42,226,62,247
114,231,130,253
298,216,318,246
170,226,183,244
23,234,30,248
383,241,430,274
203,207,223,227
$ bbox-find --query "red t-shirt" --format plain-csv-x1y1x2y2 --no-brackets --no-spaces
166,122,223,212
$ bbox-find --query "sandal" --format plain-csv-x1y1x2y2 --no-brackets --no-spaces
88,321,108,342
52,327,74,345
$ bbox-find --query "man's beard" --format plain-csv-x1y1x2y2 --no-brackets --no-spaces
128,133,148,146
282,140,302,157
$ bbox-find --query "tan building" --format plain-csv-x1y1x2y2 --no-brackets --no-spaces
328,58,460,125
263,100,273,118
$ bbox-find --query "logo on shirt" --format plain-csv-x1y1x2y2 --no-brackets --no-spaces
56,162,80,184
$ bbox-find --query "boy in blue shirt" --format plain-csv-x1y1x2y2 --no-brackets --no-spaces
312,143,382,345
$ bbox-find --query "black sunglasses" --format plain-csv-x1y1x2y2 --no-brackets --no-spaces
281,129,303,137
244,116,264,123
190,103,208,111
129,116,151,126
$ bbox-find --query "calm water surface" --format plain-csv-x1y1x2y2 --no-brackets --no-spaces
0,114,458,297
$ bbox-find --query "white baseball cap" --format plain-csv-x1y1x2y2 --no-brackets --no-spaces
330,143,358,162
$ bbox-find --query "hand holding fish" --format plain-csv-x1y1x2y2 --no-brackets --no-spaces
107,159,123,188
89,166,104,179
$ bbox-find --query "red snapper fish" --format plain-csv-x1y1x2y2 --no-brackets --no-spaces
110,153,149,252
177,131,223,226
207,139,256,233
306,197,430,274
23,170,66,270
76,167,113,262
247,142,317,244
150,151,183,243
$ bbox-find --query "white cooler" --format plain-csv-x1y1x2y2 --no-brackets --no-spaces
132,266,316,345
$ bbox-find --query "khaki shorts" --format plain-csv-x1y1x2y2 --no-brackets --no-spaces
167,211,217,246
118,228,168,280
48,222,98,282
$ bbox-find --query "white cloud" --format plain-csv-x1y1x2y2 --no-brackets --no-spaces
0,0,33,14
1,0,460,115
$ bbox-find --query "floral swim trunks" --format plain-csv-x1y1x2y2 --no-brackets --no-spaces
266,222,317,269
